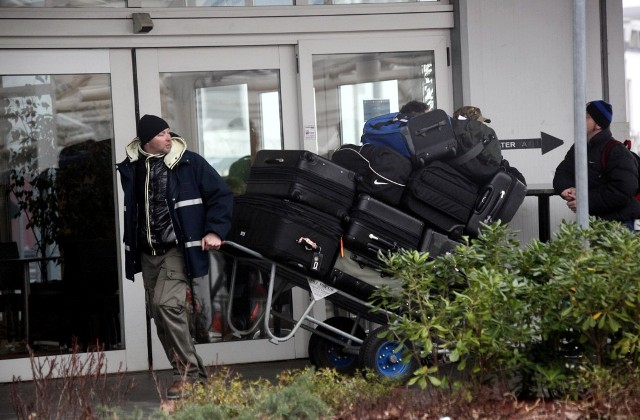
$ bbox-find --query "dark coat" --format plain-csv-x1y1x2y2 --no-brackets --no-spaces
553,128,640,221
117,136,233,281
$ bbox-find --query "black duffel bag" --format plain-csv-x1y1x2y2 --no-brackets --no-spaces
331,143,412,206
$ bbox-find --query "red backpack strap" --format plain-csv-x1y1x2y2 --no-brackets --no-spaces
600,139,623,171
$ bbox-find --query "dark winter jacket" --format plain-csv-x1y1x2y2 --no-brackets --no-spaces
117,135,233,281
553,128,640,221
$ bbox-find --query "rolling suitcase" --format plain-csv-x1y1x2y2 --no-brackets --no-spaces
332,249,403,293
323,267,391,325
343,194,424,268
246,150,358,222
402,109,458,167
401,161,478,239
228,194,343,280
418,228,462,258
324,266,377,302
331,143,411,206
466,169,527,235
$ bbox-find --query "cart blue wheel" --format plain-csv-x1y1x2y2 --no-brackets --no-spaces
308,316,365,375
359,325,419,382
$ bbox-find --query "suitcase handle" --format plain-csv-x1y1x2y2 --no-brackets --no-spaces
368,233,398,252
484,190,507,224
350,253,382,270
414,120,448,137
475,187,493,213
263,152,316,165
297,236,319,251
474,187,507,222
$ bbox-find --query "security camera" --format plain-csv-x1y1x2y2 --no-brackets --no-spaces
132,13,153,34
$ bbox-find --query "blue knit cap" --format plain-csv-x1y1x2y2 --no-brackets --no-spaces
586,100,612,129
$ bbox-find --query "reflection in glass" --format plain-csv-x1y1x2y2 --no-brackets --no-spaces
159,69,290,343
0,74,120,358
312,51,435,154
160,69,282,181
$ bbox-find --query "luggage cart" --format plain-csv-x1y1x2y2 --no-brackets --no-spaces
220,241,424,381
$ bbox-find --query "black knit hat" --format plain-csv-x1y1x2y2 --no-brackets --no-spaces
586,100,612,129
137,114,169,145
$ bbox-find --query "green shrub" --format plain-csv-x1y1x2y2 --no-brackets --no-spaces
376,218,640,398
241,369,330,419
170,402,227,420
304,368,391,411
171,366,396,419
175,368,272,417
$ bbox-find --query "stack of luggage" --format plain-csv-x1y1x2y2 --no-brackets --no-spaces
227,108,527,285
228,150,357,279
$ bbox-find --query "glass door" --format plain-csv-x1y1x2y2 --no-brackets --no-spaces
133,46,302,370
295,35,452,330
0,49,135,382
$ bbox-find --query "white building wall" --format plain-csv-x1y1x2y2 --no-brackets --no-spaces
456,0,627,244
628,50,640,144
626,13,640,147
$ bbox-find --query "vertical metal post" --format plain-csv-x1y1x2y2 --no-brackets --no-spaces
574,0,589,228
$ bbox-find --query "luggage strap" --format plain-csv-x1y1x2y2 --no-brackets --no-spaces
449,135,493,166
371,113,412,130
340,145,406,187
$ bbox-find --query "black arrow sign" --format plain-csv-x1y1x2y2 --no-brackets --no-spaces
500,132,564,155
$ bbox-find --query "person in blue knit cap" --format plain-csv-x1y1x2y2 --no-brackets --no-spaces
553,100,640,230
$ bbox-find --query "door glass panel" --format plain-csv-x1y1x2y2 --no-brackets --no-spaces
159,70,282,184
158,69,290,343
312,51,436,154
0,74,121,358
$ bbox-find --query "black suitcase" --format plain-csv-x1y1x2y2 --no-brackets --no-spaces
228,194,343,280
331,143,411,206
402,109,458,167
323,268,390,325
343,194,424,267
246,150,358,222
466,169,527,235
418,228,462,258
401,161,478,239
324,267,377,302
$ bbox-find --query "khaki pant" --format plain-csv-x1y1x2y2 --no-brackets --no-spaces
141,248,207,381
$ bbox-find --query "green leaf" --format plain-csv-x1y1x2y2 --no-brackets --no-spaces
428,375,442,386
607,316,621,332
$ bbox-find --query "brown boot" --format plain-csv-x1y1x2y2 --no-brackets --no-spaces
166,380,186,400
